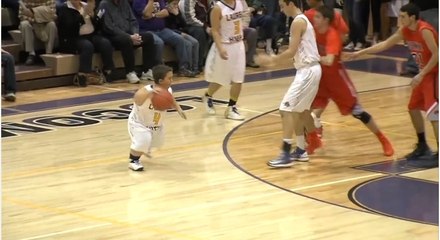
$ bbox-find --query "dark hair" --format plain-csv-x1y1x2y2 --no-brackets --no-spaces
400,3,420,20
152,64,173,84
316,5,334,23
282,0,303,8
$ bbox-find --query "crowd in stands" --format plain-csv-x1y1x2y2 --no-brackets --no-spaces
1,0,438,101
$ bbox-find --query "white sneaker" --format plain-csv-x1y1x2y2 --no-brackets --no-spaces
202,95,216,115
141,69,154,81
354,42,364,51
129,160,144,171
126,71,140,84
344,42,354,50
3,92,16,102
225,106,245,121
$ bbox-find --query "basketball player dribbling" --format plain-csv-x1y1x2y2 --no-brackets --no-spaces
202,0,247,121
346,3,438,167
256,0,322,168
127,65,187,171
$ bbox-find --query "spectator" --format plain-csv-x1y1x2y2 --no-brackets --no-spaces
57,0,115,86
18,0,58,65
166,0,200,74
133,0,197,77
247,0,278,55
1,49,17,102
344,0,369,50
179,0,212,71
98,0,157,83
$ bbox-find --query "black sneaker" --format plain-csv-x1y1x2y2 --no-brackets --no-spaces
267,152,293,168
73,74,88,87
407,152,438,168
25,54,36,65
178,69,197,78
405,143,432,160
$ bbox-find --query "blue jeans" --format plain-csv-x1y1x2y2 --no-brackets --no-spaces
346,0,369,44
1,52,17,94
182,33,199,71
151,28,190,70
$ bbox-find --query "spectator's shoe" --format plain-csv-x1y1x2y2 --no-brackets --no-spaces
3,92,16,102
290,147,309,162
224,106,245,121
378,135,394,157
354,42,365,51
266,48,275,56
73,74,88,87
267,152,294,168
178,68,197,78
128,160,144,171
25,55,36,65
344,42,354,50
405,143,432,160
246,62,260,68
399,69,418,77
407,152,439,168
126,71,140,84
141,69,154,81
202,95,216,115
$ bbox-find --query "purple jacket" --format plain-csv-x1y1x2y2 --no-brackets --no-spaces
132,0,166,31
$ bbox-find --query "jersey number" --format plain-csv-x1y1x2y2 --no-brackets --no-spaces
153,112,161,125
233,20,241,35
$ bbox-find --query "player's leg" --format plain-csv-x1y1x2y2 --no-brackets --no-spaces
225,42,246,121
203,44,226,115
267,110,296,168
128,124,152,171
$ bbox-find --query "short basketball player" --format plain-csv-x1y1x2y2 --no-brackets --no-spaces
255,0,322,168
347,3,438,167
310,6,394,158
202,0,246,121
127,65,187,171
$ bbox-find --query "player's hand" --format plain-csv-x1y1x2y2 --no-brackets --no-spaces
219,48,228,60
342,51,358,61
254,54,274,67
178,110,187,120
411,73,423,88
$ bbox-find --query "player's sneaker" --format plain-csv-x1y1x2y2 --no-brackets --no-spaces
290,147,309,162
202,95,216,115
225,106,245,121
267,152,293,168
407,152,438,168
405,143,432,160
129,160,144,171
378,135,394,156
316,126,323,139
306,132,322,155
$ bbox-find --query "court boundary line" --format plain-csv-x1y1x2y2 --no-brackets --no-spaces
18,223,112,240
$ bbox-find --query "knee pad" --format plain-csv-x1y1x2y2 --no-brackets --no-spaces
352,111,371,124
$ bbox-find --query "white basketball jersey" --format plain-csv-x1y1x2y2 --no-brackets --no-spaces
217,0,245,44
291,14,320,69
128,85,172,127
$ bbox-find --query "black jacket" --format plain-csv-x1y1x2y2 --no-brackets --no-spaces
57,3,100,53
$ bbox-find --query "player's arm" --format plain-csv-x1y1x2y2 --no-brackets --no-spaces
210,5,228,59
133,88,151,106
354,28,404,56
321,29,341,66
272,18,306,63
418,29,438,77
172,97,187,120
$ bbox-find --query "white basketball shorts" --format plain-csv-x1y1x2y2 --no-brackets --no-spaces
204,41,246,86
279,63,322,112
128,121,164,153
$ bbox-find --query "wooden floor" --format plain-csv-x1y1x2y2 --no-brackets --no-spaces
2,53,438,239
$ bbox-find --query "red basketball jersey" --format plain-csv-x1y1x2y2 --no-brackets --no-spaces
401,20,438,73
315,26,342,72
304,8,349,35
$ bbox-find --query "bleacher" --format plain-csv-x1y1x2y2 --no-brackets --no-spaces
2,27,179,91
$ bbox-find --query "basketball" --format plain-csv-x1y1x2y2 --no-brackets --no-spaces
151,89,174,111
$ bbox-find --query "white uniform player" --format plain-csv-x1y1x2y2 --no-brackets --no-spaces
279,14,322,113
202,0,246,121
205,0,246,85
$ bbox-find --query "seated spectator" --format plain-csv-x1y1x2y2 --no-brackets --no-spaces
247,0,278,55
98,0,157,83
57,0,115,86
19,0,58,65
1,49,17,102
133,0,197,77
166,0,200,74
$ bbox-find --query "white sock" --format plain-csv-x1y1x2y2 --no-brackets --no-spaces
29,51,36,56
311,112,322,128
296,136,305,150
266,39,273,51
283,138,293,144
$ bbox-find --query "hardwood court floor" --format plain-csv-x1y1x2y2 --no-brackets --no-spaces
2,54,438,239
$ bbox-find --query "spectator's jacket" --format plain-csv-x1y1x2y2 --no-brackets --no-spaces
179,0,213,29
98,0,139,36
57,1,100,53
19,0,56,22
166,9,187,34
132,0,166,32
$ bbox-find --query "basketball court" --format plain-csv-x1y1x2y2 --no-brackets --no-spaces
2,47,438,239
